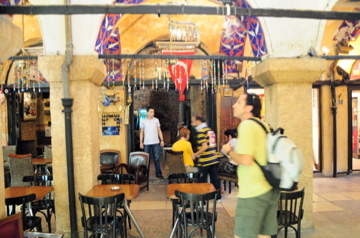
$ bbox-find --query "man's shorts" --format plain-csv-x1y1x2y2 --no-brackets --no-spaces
234,189,280,238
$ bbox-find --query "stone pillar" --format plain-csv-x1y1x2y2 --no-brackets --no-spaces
0,16,23,62
252,57,326,230
38,55,106,237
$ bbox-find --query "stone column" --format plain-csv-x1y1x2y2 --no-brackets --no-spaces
0,17,23,219
38,55,106,237
252,57,326,230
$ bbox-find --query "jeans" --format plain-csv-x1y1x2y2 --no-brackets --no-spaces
198,163,221,199
144,144,162,177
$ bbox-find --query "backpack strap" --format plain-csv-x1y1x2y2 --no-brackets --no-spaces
248,118,269,133
248,118,269,169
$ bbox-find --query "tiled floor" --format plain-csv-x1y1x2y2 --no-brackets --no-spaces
126,157,360,237
44,156,360,237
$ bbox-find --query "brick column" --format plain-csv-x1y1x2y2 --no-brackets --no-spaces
38,55,106,236
252,57,326,230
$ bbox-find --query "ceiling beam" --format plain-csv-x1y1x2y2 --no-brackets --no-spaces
99,54,261,61
0,5,359,20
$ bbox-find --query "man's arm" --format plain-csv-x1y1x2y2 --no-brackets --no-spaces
139,128,144,149
222,143,254,166
157,127,165,147
192,142,208,159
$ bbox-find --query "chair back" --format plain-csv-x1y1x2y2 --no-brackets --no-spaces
175,190,218,238
43,145,52,159
278,188,305,226
23,175,53,186
22,175,54,233
5,193,42,231
2,145,16,168
97,173,135,185
0,213,62,238
168,172,203,184
79,193,125,238
128,152,149,173
166,150,186,175
8,154,34,187
100,150,120,165
0,213,24,238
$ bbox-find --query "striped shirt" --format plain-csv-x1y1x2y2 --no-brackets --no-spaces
195,124,219,167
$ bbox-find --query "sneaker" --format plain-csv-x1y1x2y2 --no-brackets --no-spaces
216,199,222,203
156,175,164,179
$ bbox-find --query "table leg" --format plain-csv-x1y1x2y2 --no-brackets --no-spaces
124,199,144,238
170,207,183,238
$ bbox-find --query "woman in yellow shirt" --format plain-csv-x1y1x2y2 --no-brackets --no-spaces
172,128,199,173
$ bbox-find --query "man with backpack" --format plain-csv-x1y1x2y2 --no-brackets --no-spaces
222,93,280,238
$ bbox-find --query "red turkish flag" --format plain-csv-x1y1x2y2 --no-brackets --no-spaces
162,50,195,101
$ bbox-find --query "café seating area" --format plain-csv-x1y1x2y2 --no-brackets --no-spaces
3,149,360,237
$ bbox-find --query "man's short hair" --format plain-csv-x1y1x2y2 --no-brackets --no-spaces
146,106,155,112
194,115,206,123
245,93,262,118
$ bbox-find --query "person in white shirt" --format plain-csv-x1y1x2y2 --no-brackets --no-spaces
139,106,165,179
219,129,238,174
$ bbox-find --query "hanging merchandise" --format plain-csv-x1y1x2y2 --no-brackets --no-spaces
127,61,131,94
151,62,155,90
156,61,159,90
163,50,195,101
111,59,115,88
133,60,137,90
217,60,221,92
222,60,226,85
212,60,216,93
121,60,125,89
163,60,166,89
201,60,209,91
141,59,145,90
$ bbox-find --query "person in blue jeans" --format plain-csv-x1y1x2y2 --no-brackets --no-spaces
139,106,165,179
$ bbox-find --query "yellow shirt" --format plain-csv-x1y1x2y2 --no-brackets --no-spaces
172,139,195,166
236,117,272,198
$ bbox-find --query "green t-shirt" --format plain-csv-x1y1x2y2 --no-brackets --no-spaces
236,117,272,198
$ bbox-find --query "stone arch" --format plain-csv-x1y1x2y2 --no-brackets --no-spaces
95,0,268,81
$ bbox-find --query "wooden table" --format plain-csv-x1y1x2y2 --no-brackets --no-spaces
32,158,52,175
86,184,144,238
167,183,217,199
5,186,53,216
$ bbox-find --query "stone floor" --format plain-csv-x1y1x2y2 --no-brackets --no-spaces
41,155,360,237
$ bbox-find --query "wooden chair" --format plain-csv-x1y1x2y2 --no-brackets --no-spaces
100,149,120,174
218,172,238,194
166,150,186,175
0,213,63,238
97,173,135,235
5,194,42,232
168,172,203,184
22,175,55,233
117,152,150,191
8,154,34,187
174,190,218,238
168,172,203,227
276,188,305,238
79,193,126,238
2,145,16,187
